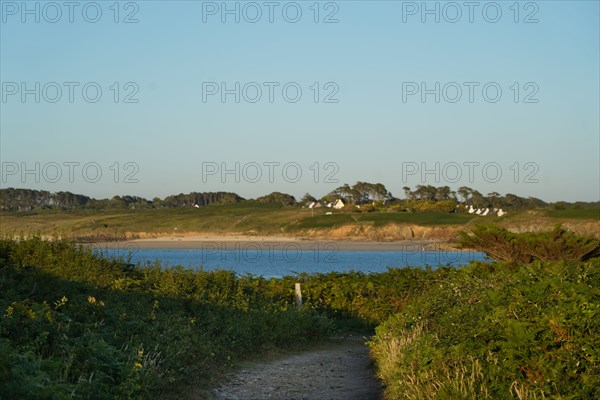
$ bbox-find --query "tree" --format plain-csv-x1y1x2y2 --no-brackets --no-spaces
435,186,451,201
457,186,472,203
152,197,163,208
487,192,501,208
256,192,296,206
504,193,524,209
329,182,391,204
300,193,317,205
413,185,437,201
470,190,486,208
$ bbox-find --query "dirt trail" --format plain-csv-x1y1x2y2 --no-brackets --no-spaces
211,336,383,400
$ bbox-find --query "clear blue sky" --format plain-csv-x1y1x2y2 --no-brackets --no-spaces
1,0,599,202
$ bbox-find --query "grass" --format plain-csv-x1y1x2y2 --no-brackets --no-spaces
0,203,477,240
2,202,597,242
0,202,296,237
359,212,475,226
546,208,600,219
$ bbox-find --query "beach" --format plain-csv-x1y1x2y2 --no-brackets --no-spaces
93,235,445,251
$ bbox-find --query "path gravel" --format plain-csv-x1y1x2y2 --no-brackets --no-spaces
211,336,383,400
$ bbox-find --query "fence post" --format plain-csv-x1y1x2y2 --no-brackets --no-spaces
295,282,302,310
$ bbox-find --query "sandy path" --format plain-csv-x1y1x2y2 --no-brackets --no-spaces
211,336,383,400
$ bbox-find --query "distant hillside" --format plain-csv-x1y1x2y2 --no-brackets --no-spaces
1,185,597,214
0,188,90,211
0,188,243,212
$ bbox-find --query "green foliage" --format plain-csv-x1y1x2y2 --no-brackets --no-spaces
370,259,600,399
2,235,599,399
327,182,392,204
547,207,600,220
401,199,458,213
459,225,533,263
0,188,243,211
256,192,296,206
0,237,333,399
460,225,600,262
404,185,456,202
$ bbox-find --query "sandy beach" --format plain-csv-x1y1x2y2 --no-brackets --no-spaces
93,235,447,251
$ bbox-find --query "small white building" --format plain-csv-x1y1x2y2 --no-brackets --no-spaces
333,199,345,209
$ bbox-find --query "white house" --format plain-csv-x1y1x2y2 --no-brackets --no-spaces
497,208,507,217
333,199,345,209
468,205,476,214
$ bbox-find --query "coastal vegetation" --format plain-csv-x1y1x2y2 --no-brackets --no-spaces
3,185,597,214
0,237,334,399
1,186,598,241
1,227,598,398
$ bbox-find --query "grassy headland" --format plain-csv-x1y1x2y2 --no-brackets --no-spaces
1,201,598,242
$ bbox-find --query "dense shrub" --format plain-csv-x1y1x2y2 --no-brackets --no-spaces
2,233,598,399
0,237,333,399
370,259,600,399
459,225,600,262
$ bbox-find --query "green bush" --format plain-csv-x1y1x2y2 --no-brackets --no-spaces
370,260,600,399
459,225,600,262
0,237,334,399
2,235,598,399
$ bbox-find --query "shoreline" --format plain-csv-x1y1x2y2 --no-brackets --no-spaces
90,235,457,251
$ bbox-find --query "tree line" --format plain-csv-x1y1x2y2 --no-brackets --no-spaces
2,184,595,213
305,183,549,211
0,188,242,212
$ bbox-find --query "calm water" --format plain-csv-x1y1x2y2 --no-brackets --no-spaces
104,247,487,278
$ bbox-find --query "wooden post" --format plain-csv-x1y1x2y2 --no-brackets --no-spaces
295,282,302,310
